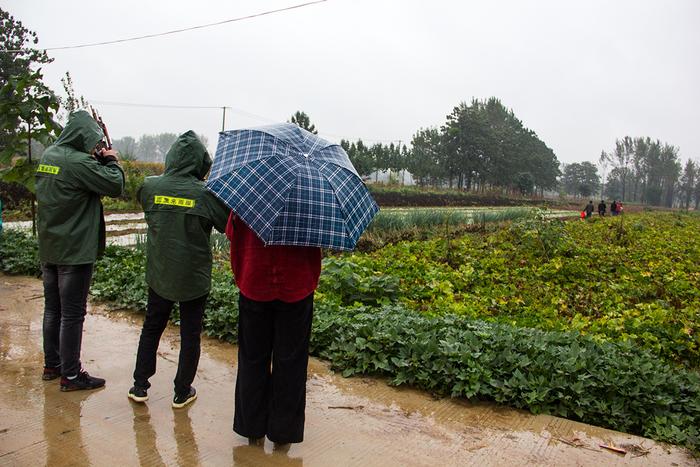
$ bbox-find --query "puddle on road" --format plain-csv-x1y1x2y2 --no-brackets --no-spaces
0,275,696,466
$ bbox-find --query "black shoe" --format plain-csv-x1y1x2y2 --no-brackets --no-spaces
42,366,61,381
248,436,265,446
273,442,291,453
60,370,106,392
172,386,197,408
128,386,149,403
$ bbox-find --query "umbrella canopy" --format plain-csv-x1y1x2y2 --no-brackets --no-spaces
207,123,379,251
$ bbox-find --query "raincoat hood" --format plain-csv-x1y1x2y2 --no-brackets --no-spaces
54,110,104,154
164,131,212,180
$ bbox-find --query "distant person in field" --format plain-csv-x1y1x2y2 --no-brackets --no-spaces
598,200,606,216
35,110,124,391
128,131,230,409
585,200,594,218
226,212,322,448
611,200,618,216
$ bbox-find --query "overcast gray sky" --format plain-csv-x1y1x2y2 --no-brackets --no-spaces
5,0,700,164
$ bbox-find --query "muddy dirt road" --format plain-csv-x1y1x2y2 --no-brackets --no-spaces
0,275,696,466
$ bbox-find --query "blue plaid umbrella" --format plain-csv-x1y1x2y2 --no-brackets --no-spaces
206,123,379,251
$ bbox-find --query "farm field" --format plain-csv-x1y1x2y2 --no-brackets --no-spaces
2,275,695,466
1,206,578,247
330,211,700,366
1,211,699,453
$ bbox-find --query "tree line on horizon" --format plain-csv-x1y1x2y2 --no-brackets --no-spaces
2,6,698,212
112,133,208,162
601,137,698,209
339,98,560,196
560,138,699,209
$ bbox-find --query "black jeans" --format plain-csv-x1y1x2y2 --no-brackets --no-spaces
133,288,207,396
233,293,314,444
42,263,94,377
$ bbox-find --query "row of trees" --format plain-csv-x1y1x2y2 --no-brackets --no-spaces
112,133,208,162
335,98,561,195
601,137,697,208
559,137,699,209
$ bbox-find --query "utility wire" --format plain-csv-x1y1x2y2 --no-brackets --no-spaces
0,0,327,53
91,99,276,123
91,99,402,143
92,100,221,110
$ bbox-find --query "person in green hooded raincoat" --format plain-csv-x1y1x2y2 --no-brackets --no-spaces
35,109,125,392
128,130,230,408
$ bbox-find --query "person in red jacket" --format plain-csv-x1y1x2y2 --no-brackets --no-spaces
226,212,321,447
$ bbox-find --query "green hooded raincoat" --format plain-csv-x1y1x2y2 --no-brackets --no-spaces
35,110,125,265
140,131,230,302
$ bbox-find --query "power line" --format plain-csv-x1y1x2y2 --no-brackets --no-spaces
91,100,276,123
91,99,403,144
0,1,328,53
92,100,221,110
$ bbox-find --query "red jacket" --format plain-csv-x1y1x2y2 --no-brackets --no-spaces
226,212,321,303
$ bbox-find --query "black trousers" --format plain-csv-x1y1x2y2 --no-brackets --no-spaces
233,293,314,444
42,263,94,377
133,288,207,396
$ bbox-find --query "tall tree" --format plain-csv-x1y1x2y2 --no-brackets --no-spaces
679,159,697,210
0,9,60,233
407,127,445,187
0,8,52,87
561,162,600,198
1,7,55,153
288,111,317,134
112,136,137,159
340,139,373,177
602,136,682,207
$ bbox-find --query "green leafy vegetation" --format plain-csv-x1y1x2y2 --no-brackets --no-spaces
311,303,699,450
0,228,40,275
330,212,700,366
2,211,699,452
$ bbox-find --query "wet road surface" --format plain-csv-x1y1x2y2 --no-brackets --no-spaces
0,275,696,466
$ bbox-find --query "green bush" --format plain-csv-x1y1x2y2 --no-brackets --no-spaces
204,265,239,342
318,257,400,306
0,229,40,275
91,245,148,310
311,303,700,451
91,246,240,343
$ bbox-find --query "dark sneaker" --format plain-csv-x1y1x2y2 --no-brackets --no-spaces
128,386,149,403
42,366,61,381
273,442,291,453
248,436,265,446
172,386,197,408
60,371,106,392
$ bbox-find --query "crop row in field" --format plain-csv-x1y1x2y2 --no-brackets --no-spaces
324,212,700,367
2,211,699,451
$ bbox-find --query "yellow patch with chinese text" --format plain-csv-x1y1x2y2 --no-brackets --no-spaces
154,195,195,208
37,164,60,175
